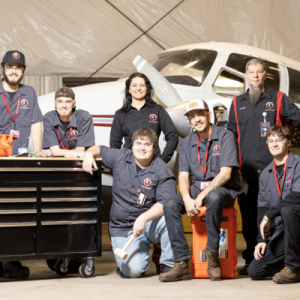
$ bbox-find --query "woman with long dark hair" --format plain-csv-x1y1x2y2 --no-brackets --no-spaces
110,72,178,163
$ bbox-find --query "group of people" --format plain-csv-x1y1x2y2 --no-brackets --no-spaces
0,49,300,284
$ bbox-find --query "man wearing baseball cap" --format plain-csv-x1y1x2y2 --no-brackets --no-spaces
159,99,242,282
42,87,95,157
0,50,44,279
0,50,43,156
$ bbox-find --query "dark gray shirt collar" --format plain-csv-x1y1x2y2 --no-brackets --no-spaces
53,111,78,128
0,80,27,96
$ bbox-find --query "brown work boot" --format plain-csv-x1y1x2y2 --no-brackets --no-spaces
158,260,191,282
273,267,300,284
206,246,222,280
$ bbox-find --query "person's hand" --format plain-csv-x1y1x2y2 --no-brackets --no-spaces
183,197,199,218
133,216,146,237
254,242,267,260
260,216,271,240
82,152,98,175
195,191,206,211
37,151,50,157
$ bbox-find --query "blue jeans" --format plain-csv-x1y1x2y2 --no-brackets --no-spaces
111,216,174,278
164,187,235,261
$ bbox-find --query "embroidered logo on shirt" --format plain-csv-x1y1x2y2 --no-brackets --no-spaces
239,107,246,110
71,130,78,138
213,145,221,153
12,52,20,59
143,178,152,187
266,102,274,109
20,99,28,107
149,114,158,122
286,172,292,182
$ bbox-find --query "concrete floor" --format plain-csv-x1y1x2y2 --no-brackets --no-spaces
1,225,299,300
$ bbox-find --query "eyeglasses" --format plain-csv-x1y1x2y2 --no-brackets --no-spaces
4,65,24,72
246,70,266,76
188,111,208,121
55,100,74,106
133,141,154,149
266,139,287,145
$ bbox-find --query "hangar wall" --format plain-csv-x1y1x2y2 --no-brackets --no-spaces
2,0,300,94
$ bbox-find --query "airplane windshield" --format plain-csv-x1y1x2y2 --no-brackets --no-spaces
119,49,218,87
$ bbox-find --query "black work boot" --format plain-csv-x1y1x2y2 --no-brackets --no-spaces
273,267,300,284
206,246,222,281
239,261,251,276
3,262,30,279
158,260,191,282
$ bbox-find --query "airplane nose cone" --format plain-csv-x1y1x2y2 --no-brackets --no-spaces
166,102,193,138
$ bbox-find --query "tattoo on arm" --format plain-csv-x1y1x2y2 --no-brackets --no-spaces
206,174,230,193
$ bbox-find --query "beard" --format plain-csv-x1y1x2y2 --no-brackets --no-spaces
3,72,24,86
249,84,262,105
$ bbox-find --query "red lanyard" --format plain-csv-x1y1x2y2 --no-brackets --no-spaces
1,93,21,127
58,125,73,150
197,134,210,174
273,156,289,198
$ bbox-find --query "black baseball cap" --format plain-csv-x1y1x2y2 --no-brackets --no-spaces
2,50,26,67
55,87,75,100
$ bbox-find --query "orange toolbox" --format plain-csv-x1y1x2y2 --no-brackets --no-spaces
0,134,13,157
191,206,238,279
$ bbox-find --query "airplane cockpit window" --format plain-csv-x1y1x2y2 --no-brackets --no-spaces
152,49,218,87
119,49,218,87
226,53,280,91
287,67,300,104
213,70,244,98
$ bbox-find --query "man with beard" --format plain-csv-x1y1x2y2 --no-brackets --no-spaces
0,50,43,279
227,58,300,275
159,99,242,282
0,50,43,156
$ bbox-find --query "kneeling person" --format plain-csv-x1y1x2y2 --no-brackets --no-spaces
82,128,175,278
160,99,242,282
43,87,94,157
248,126,300,284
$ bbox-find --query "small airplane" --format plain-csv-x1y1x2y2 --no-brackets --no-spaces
38,41,300,216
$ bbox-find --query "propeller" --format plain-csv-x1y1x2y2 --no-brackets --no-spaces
133,55,182,108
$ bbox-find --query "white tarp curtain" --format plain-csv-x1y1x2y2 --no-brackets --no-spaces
1,0,300,77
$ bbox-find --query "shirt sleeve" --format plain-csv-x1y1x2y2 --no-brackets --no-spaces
178,141,190,173
291,161,300,193
110,111,124,149
31,88,43,124
155,173,177,205
158,107,179,163
266,191,300,220
282,93,300,126
219,131,239,168
42,114,59,149
100,146,122,169
226,102,237,137
76,112,95,148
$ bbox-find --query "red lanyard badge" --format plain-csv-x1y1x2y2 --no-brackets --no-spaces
2,94,21,129
273,156,289,198
58,125,73,150
197,134,210,175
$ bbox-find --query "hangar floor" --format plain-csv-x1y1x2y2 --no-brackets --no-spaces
1,224,299,300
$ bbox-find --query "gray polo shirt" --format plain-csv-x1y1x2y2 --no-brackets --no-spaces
0,81,43,155
258,151,300,240
100,146,177,237
179,125,242,200
43,110,95,150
